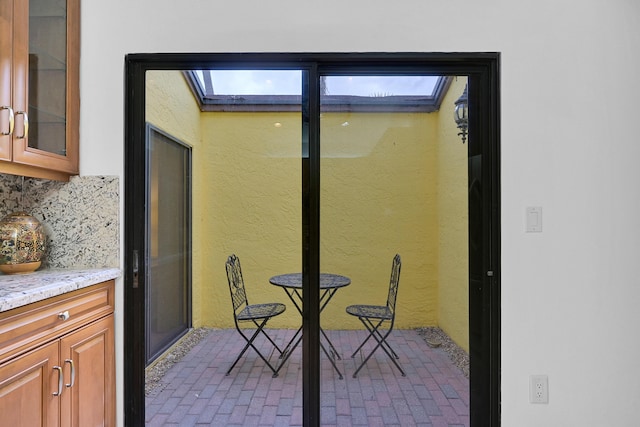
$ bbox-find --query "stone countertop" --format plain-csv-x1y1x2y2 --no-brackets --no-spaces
0,268,121,313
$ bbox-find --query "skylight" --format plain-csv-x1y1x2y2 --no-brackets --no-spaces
192,70,302,96
185,70,450,112
324,76,441,97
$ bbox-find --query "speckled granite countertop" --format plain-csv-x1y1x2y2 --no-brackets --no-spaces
0,268,120,313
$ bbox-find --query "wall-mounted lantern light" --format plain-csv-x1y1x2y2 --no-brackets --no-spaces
454,84,468,143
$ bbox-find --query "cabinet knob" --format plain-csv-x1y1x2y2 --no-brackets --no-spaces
58,310,70,321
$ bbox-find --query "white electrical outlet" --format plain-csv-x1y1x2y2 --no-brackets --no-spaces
530,375,549,404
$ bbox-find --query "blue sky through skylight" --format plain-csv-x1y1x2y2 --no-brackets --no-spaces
325,76,440,97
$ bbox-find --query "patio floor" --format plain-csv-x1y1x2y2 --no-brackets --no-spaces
145,329,469,426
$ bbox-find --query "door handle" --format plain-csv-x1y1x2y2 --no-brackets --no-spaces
64,359,75,388
53,366,63,396
0,106,14,136
132,249,139,288
15,111,28,139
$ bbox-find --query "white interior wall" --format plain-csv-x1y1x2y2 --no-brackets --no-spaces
79,1,640,425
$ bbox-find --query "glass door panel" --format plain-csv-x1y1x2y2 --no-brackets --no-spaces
211,68,304,400
319,73,469,424
143,68,303,394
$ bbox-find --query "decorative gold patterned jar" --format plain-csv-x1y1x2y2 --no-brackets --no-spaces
0,211,46,274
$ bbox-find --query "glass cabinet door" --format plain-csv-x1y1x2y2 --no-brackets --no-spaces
13,0,79,174
28,0,68,156
0,0,14,161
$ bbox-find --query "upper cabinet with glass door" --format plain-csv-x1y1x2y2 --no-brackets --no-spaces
0,0,79,181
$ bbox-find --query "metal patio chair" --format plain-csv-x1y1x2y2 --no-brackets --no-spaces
225,254,286,377
346,254,406,377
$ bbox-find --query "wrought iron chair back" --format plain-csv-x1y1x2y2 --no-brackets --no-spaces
386,253,402,316
226,254,248,318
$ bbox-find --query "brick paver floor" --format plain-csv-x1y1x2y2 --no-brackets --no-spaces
145,329,469,426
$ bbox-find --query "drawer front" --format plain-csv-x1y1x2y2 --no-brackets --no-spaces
0,280,114,364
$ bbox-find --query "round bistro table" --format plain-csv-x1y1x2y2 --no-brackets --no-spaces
269,273,350,378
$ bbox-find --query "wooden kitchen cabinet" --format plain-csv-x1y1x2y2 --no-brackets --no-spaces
60,315,115,427
0,0,80,181
0,280,115,426
0,341,59,426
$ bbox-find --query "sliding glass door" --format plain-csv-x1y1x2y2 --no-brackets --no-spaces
125,53,500,427
145,124,192,364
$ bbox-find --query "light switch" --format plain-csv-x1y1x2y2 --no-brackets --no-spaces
526,207,542,232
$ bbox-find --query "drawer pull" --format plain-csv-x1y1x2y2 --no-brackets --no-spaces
64,359,75,388
58,311,70,321
53,366,63,396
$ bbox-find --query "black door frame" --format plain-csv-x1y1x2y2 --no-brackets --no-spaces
124,52,500,426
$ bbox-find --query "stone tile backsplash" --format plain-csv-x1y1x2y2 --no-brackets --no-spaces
0,174,119,269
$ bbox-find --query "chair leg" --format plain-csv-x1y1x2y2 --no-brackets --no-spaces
350,319,381,358
273,328,304,377
226,326,261,376
350,318,398,359
253,319,285,355
361,318,400,359
226,319,282,377
372,331,406,377
351,318,405,378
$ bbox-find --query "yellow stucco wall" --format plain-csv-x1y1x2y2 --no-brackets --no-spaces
437,77,470,352
200,111,303,328
145,72,469,350
198,110,441,330
319,112,440,329
145,71,205,326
